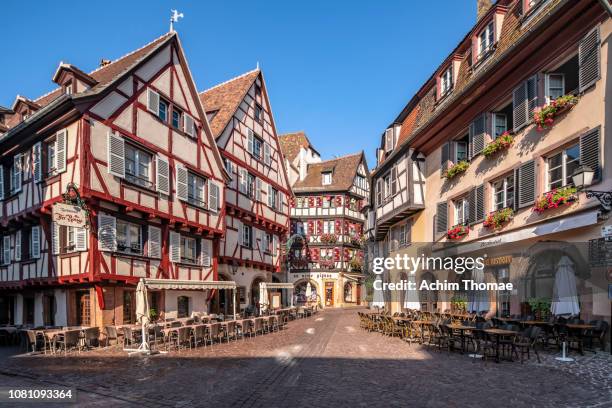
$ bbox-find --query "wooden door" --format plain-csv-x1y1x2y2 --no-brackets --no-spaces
76,291,90,326
325,282,334,307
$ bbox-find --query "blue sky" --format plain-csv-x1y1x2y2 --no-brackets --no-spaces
1,1,474,167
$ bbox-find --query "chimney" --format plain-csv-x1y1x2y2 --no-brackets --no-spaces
477,0,493,21
99,59,111,68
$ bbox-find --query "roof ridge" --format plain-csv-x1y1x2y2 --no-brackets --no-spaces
279,131,307,137
318,152,362,163
200,68,260,94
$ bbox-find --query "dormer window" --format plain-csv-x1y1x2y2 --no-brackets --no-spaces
322,172,332,185
478,22,494,59
384,128,396,153
440,66,453,98
64,82,73,95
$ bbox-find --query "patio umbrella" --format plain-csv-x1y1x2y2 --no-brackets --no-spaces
467,266,489,313
371,275,385,309
305,282,312,301
403,274,420,310
551,256,580,316
125,278,151,354
259,282,268,316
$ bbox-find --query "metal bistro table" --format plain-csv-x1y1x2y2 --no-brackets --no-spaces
484,328,518,363
445,324,476,354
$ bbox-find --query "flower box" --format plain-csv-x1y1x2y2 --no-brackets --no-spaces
483,207,514,230
533,95,578,131
533,186,578,213
482,132,514,158
447,224,469,240
443,161,469,180
349,259,362,272
320,233,337,244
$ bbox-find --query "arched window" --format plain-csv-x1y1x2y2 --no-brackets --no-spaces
344,283,353,302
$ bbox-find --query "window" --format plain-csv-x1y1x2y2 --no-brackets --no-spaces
454,197,469,225
255,83,262,98
269,187,279,210
177,296,190,318
546,73,565,102
123,290,135,324
322,196,332,208
264,232,273,254
322,172,332,185
355,175,366,189
493,114,507,139
455,140,468,162
172,108,182,130
440,66,453,96
47,142,56,175
64,82,73,95
478,22,494,58
252,136,263,160
247,173,256,198
492,174,515,210
187,172,207,207
158,99,168,122
320,248,333,260
296,222,304,235
547,143,579,190
323,220,334,234
180,236,197,264
9,155,21,194
242,224,252,248
125,144,152,188
116,220,142,254
384,128,395,153
255,104,263,123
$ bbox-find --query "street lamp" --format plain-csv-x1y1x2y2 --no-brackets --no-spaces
571,165,612,211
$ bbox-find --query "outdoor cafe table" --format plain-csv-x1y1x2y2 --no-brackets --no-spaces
564,323,596,354
411,320,432,343
484,328,518,363
445,324,476,353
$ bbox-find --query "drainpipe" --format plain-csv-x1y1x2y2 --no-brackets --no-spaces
598,0,612,17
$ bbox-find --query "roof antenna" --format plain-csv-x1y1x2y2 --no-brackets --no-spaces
170,9,184,32
256,61,260,70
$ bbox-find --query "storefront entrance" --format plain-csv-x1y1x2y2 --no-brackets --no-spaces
325,282,334,307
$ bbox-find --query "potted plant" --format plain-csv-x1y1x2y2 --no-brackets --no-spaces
443,161,469,180
349,258,362,272
320,233,337,244
527,298,551,321
533,94,579,131
533,186,578,213
149,308,158,322
483,207,514,230
482,132,514,158
447,224,469,240
451,295,467,312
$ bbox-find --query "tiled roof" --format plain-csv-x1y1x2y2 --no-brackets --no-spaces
293,152,364,193
198,69,260,138
278,131,317,163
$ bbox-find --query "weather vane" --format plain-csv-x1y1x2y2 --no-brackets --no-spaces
170,9,184,32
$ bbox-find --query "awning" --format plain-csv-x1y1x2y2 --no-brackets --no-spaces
143,278,237,290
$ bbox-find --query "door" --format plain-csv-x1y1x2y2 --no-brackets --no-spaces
75,291,90,326
325,282,334,307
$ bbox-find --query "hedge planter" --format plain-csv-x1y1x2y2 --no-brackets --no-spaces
533,186,578,213
483,207,514,230
534,95,578,131
447,224,469,240
443,161,469,180
482,132,514,158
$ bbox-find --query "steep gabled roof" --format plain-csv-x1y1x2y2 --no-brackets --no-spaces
278,131,320,163
293,152,365,193
198,69,260,138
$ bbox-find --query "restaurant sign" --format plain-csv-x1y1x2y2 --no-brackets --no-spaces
484,255,512,266
52,203,88,228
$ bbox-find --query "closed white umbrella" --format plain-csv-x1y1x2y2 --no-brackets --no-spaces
468,266,489,313
125,278,151,354
259,282,268,316
403,274,420,310
305,282,312,301
551,256,580,316
371,275,385,309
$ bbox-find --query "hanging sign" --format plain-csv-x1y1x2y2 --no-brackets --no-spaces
52,203,88,228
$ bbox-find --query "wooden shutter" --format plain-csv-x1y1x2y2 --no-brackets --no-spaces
247,129,254,154
376,178,382,206
14,231,21,262
469,185,485,223
471,115,486,156
208,181,219,213
184,114,195,137
580,127,601,182
175,164,188,201
33,142,42,183
272,235,278,256
264,142,271,165
156,155,170,195
56,130,67,173
75,227,88,251
51,222,60,255
31,226,40,259
13,154,22,193
391,166,398,195
579,26,601,92
440,142,450,175
239,168,248,194
256,178,262,201
169,231,181,263
98,214,117,252
237,222,244,246
147,89,160,114
107,132,125,178
148,225,161,258
436,202,448,234
527,76,538,121
513,81,528,131
2,236,10,265
200,238,212,267
518,161,536,207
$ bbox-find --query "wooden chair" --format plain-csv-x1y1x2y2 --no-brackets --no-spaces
55,330,81,355
104,326,120,346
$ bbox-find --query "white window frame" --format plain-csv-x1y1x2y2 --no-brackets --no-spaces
116,219,143,255
455,140,468,163
440,66,453,96
242,224,252,248
546,143,580,191
124,144,152,188
545,73,565,103
492,113,508,139
323,220,335,234
322,172,332,186
454,197,469,225
492,174,515,211
478,22,495,59
180,235,198,264
187,171,207,208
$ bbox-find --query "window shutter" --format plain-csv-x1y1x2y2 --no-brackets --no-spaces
256,178,262,202
33,142,42,183
169,231,181,263
436,202,448,234
513,82,528,131
147,225,161,258
2,236,10,265
175,164,188,201
208,181,220,213
31,226,40,259
469,185,485,223
440,142,450,175
51,222,60,255
107,132,125,178
376,179,382,206
200,239,212,267
579,26,601,92
518,160,536,208
13,154,22,193
247,129,254,154
391,166,398,195
98,214,117,252
184,114,195,137
264,142,271,165
156,155,170,195
385,128,394,152
147,89,160,114
239,168,248,194
580,127,601,182
267,184,274,207
0,166,4,200
527,76,538,121
272,235,278,256
56,130,67,173
75,227,88,251
14,231,21,262
471,115,486,156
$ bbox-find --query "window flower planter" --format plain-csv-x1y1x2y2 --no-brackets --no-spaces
533,95,578,131
533,186,578,213
447,224,469,240
482,132,514,158
320,233,337,244
443,161,469,180
483,207,514,229
349,258,362,272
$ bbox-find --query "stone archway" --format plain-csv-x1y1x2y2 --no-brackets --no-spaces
294,279,319,306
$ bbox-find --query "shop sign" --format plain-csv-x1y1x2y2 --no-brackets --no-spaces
484,255,512,266
52,203,88,228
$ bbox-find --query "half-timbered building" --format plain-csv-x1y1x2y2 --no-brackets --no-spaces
0,32,229,328
199,69,291,314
